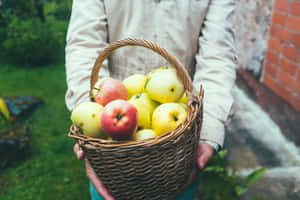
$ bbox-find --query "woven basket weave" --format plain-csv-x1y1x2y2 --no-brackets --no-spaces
68,38,204,200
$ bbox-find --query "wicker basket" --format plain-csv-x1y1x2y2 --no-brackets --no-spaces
68,38,204,200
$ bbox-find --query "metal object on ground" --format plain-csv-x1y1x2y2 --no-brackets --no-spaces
0,126,30,169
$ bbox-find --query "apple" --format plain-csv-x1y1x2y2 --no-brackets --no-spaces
123,74,147,98
101,100,138,140
152,103,187,136
178,92,188,105
129,93,159,115
92,78,128,106
145,68,184,103
71,102,104,138
179,103,188,111
146,66,176,80
133,129,158,141
91,77,111,99
128,100,151,130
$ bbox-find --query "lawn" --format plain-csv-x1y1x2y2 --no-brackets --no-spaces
0,64,90,200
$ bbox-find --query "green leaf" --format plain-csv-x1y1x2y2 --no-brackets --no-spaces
245,168,267,186
203,166,224,173
235,185,248,195
217,150,228,159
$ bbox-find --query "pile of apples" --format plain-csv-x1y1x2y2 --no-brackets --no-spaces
71,67,189,141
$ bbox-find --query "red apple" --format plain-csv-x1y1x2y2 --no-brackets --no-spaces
93,78,128,106
101,100,138,140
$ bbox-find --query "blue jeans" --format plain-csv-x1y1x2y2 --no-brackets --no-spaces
90,177,200,200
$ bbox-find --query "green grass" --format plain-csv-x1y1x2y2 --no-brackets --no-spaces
0,64,90,200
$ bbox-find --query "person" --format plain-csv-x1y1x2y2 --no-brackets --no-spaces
65,0,237,199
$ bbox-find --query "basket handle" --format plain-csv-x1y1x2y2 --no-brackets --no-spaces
89,38,195,99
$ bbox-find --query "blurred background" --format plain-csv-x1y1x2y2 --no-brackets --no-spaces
0,0,299,199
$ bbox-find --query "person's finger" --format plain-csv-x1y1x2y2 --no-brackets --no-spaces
85,160,115,200
197,151,211,169
73,143,84,160
197,143,214,170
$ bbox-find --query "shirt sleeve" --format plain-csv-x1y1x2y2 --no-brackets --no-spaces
65,0,110,111
193,0,237,147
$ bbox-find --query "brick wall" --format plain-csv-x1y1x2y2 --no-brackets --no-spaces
262,0,300,111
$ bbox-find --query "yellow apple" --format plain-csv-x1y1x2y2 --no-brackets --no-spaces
71,102,104,138
178,92,188,105
129,93,159,115
145,68,184,103
146,66,175,80
123,74,147,98
128,100,151,130
179,103,188,111
152,103,187,136
133,129,158,141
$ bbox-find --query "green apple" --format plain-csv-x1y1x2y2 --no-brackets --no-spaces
129,93,159,115
178,92,188,105
123,74,147,98
71,102,104,138
145,68,184,103
133,129,158,141
152,103,187,136
128,100,151,130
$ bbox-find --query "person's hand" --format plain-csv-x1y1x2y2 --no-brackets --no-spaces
73,144,115,200
182,142,215,190
197,142,214,170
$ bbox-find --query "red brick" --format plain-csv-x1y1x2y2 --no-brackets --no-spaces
265,62,278,78
279,57,297,75
272,12,287,26
290,94,300,112
265,50,279,64
297,68,300,80
274,0,289,12
270,25,277,37
268,37,281,52
291,33,300,48
278,70,295,90
290,2,300,17
282,45,298,62
275,27,292,43
286,16,300,32
292,80,300,96
263,74,277,92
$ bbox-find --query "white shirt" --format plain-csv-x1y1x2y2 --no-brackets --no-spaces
65,0,237,146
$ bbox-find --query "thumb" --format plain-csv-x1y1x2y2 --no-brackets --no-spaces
73,143,84,160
